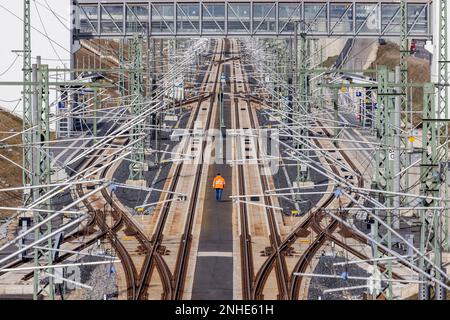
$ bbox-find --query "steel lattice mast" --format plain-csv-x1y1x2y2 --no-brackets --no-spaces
295,22,310,183
437,0,449,255
31,59,54,300
418,0,449,300
418,84,443,300
399,0,411,206
119,39,126,97
128,34,146,181
372,65,395,299
22,0,33,205
22,1,55,299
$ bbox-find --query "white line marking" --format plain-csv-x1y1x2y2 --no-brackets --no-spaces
197,251,233,257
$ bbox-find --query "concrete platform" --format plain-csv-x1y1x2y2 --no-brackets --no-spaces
191,151,233,299
191,57,233,299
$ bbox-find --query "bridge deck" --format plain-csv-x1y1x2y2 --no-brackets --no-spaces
73,1,431,39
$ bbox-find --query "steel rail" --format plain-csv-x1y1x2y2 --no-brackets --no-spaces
172,39,225,300
135,39,221,300
75,144,138,300
234,41,290,300
230,39,255,301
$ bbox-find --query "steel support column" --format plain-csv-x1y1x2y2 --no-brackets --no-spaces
437,0,449,254
23,0,33,206
31,58,54,300
418,83,444,300
119,39,126,97
372,65,394,299
399,0,411,208
128,34,145,180
295,29,309,183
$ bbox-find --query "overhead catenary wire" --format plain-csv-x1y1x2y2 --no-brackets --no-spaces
243,37,450,293
0,11,446,300
33,0,65,67
0,55,20,77
0,3,70,53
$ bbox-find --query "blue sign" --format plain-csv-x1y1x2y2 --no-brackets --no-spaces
334,188,342,198
356,91,362,97
108,265,116,275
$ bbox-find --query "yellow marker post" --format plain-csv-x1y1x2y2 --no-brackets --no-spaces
408,136,415,143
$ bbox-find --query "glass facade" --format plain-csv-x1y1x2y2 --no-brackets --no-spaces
75,1,431,38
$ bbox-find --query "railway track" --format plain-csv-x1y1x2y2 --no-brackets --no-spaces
288,124,364,299
132,39,226,300
288,123,405,299
1,39,417,301
75,139,142,300
25,39,222,300
237,42,402,300
232,40,290,300
170,39,225,300
230,40,255,300
5,99,216,287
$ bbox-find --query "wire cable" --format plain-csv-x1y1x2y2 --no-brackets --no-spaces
42,0,69,29
0,3,70,53
33,0,65,67
0,55,20,78
0,98,21,103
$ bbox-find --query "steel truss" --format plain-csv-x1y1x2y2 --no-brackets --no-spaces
128,34,146,180
72,1,432,39
419,84,445,300
23,0,33,205
373,65,395,299
21,0,54,300
436,0,449,254
399,0,411,204
31,59,54,299
296,32,310,182
418,0,448,300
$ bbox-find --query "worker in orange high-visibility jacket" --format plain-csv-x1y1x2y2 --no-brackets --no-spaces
212,173,225,201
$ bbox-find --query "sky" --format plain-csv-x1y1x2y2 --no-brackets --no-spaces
0,0,69,115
